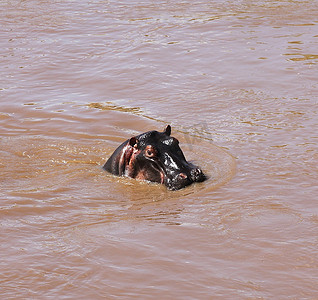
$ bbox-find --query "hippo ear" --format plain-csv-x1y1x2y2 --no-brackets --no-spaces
129,137,139,148
164,125,171,136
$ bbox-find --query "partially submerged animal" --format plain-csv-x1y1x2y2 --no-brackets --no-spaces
103,125,206,190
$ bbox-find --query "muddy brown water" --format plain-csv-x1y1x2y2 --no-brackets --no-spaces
1,1,318,299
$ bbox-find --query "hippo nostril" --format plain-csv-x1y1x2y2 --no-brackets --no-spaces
190,168,200,176
178,173,187,180
190,168,205,182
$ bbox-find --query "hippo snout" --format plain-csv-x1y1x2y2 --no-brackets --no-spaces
165,167,206,191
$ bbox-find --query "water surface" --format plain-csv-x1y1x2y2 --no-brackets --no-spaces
1,0,318,298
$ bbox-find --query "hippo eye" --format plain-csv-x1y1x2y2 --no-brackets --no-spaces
145,145,157,158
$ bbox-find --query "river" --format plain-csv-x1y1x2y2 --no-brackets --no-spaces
1,0,318,298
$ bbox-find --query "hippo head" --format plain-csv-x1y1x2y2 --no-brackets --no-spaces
104,125,206,190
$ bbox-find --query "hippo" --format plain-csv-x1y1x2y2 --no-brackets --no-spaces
103,125,206,190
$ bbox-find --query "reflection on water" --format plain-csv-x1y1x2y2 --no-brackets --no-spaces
284,53,318,62
88,102,142,114
1,0,318,298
